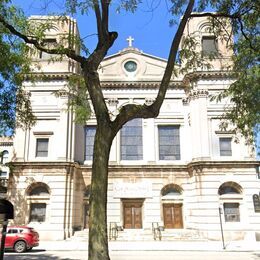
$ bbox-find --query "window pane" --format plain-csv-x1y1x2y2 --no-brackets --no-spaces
85,126,96,161
40,39,58,59
30,203,46,222
202,36,218,56
0,171,7,178
158,126,180,160
219,137,232,156
120,118,143,160
29,186,50,196
36,138,49,157
2,150,9,164
224,203,240,222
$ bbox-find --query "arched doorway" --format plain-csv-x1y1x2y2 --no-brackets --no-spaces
161,184,183,229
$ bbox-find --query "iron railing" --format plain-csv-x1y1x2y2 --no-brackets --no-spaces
109,222,123,240
152,222,164,241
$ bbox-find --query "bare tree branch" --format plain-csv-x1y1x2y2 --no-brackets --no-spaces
101,0,110,35
93,0,103,42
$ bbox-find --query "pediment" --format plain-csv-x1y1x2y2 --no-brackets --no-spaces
98,47,168,82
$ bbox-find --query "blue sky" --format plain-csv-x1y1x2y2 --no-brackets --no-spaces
13,0,178,59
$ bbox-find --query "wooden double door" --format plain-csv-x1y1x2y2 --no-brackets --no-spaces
123,200,143,229
163,203,183,229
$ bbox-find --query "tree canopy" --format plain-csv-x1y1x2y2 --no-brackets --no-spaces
0,0,35,135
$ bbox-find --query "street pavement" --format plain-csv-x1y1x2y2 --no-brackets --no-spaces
37,239,260,252
2,240,260,259
3,250,260,260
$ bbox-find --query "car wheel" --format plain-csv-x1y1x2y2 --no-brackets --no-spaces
14,241,27,253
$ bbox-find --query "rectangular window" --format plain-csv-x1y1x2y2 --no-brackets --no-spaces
158,125,180,160
121,118,143,160
39,39,57,59
0,171,7,178
36,138,49,157
219,137,232,156
202,36,218,56
224,203,240,222
30,203,46,222
85,126,96,161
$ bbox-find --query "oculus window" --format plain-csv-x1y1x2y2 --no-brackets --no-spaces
158,125,180,160
124,61,137,72
120,118,143,160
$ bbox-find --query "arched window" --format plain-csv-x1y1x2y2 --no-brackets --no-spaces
27,183,50,223
1,150,9,164
218,182,242,195
29,186,50,196
218,182,243,223
161,184,183,197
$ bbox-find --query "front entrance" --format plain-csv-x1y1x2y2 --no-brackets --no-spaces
123,200,143,229
163,203,183,229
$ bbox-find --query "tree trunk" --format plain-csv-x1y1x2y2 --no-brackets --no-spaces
88,121,114,260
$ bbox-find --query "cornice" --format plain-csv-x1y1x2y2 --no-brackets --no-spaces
187,160,259,177
10,161,80,170
81,160,259,172
23,72,77,81
100,81,184,89
0,142,13,146
183,70,235,85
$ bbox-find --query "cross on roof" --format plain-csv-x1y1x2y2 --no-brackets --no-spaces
126,36,134,47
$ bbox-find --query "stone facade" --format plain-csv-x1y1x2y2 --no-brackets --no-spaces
4,16,260,242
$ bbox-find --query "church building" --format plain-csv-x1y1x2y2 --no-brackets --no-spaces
2,15,260,242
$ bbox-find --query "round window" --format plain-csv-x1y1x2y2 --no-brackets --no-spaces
124,61,137,72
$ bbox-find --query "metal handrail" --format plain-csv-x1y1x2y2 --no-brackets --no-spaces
152,222,163,241
109,222,123,240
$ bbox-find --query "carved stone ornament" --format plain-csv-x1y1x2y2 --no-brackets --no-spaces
189,89,209,100
107,98,119,106
145,98,155,106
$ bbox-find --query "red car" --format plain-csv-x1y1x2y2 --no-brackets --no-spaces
0,226,39,253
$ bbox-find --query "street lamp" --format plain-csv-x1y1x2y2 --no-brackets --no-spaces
218,207,226,249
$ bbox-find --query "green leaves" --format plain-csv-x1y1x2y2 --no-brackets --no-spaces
55,74,91,124
0,1,35,135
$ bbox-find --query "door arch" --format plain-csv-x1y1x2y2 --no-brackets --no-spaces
161,184,184,229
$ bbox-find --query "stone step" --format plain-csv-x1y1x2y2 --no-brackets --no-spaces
69,229,206,242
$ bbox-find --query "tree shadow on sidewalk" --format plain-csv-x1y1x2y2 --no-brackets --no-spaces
4,253,74,260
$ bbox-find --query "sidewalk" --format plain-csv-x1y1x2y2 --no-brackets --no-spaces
38,240,260,252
